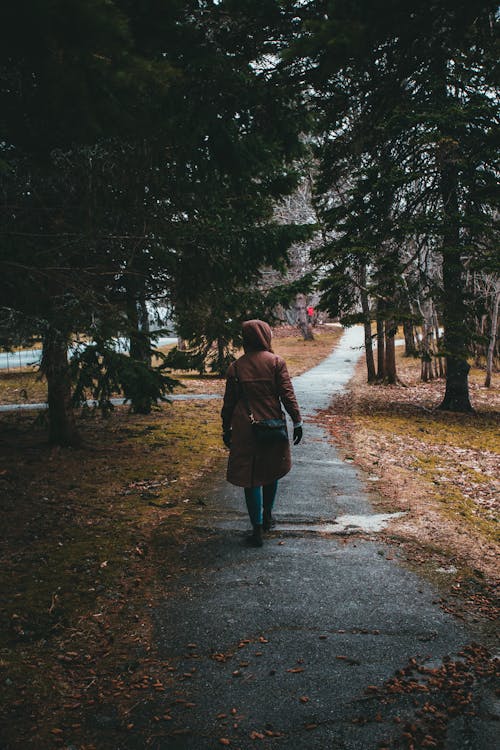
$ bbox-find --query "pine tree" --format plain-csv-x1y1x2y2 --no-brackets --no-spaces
287,0,499,410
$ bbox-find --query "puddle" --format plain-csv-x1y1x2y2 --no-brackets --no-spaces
212,512,405,535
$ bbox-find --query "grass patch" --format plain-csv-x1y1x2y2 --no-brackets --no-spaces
0,399,223,747
360,411,499,454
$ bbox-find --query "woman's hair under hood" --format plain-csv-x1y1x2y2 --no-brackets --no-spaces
242,319,274,353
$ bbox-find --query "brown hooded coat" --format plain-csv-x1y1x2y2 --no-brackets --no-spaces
221,320,302,488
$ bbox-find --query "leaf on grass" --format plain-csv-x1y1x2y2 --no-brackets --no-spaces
287,667,305,673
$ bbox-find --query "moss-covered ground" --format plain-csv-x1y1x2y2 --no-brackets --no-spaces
0,325,341,749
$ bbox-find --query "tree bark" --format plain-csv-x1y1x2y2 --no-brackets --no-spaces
432,306,445,378
485,288,499,388
403,320,417,357
125,274,154,414
216,337,226,375
432,58,472,411
384,319,397,384
42,327,80,447
376,316,385,380
126,282,151,364
295,293,314,340
359,270,376,382
438,144,472,411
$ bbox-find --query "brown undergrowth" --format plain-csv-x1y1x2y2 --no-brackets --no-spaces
318,347,499,630
0,325,340,749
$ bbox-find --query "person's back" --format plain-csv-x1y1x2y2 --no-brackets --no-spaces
221,320,303,546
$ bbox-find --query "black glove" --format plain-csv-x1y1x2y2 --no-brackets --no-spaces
222,430,232,449
293,425,303,445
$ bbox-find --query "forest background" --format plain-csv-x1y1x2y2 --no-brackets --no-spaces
1,0,498,447
0,3,498,746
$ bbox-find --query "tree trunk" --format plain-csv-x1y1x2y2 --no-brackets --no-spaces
433,64,472,411
295,293,314,340
360,266,376,382
42,328,80,447
125,275,154,414
216,337,226,375
419,299,431,381
126,284,151,364
403,321,417,357
473,314,487,367
376,316,385,380
438,147,472,411
432,307,445,378
384,320,397,384
485,288,499,388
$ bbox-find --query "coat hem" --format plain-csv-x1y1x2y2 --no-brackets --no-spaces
226,466,291,488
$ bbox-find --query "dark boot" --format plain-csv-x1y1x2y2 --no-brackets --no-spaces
247,524,263,547
263,507,276,532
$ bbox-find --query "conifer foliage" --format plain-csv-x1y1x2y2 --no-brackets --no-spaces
0,1,310,443
288,0,499,409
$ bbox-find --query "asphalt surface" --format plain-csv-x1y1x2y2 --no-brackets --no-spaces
132,328,497,749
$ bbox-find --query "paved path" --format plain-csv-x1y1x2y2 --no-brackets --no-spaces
104,330,500,747
0,393,220,413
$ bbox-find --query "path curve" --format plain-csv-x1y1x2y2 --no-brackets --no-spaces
143,327,495,749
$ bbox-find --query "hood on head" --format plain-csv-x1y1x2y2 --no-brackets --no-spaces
242,319,273,353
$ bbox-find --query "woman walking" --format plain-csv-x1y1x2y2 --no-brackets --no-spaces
221,319,303,547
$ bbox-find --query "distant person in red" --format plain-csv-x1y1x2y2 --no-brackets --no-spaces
306,305,314,322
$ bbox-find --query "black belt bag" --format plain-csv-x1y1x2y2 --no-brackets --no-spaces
251,417,288,444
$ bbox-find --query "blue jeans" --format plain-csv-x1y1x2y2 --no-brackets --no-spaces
244,480,278,526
